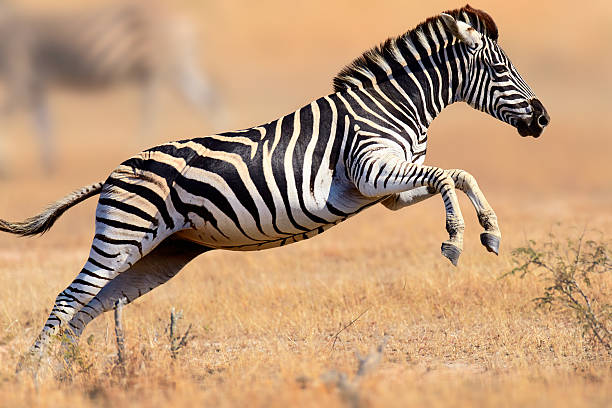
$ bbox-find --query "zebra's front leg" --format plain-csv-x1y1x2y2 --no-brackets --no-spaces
381,185,464,263
351,153,465,265
447,169,501,255
381,186,437,210
383,171,502,255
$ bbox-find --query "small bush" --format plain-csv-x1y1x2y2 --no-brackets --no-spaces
505,231,611,355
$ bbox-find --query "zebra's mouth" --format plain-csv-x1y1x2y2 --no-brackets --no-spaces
517,98,549,138
517,119,543,138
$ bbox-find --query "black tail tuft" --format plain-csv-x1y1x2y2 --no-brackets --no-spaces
0,182,104,237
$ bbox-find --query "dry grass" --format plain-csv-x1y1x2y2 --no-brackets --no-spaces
1,0,611,407
1,200,610,407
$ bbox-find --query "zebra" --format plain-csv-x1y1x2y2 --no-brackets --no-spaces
0,1,220,170
1,5,548,362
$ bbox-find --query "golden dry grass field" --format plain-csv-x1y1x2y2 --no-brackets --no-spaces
0,0,611,407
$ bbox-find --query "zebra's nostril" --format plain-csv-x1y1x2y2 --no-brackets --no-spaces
537,115,549,127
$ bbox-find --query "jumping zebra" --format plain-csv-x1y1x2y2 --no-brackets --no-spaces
0,1,220,170
1,5,548,361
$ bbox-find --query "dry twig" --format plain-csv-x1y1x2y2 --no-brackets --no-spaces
321,337,388,408
169,308,193,359
330,307,371,351
114,298,127,367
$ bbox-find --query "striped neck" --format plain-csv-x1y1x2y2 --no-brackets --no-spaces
333,6,499,130
336,36,471,132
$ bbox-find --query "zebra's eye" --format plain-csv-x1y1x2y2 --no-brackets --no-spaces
492,64,507,74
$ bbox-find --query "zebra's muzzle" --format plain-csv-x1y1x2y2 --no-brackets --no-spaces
517,98,549,138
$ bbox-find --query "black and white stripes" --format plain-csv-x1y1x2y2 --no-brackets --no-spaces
2,5,548,359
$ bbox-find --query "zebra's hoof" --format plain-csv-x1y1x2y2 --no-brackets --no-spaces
480,232,500,255
441,242,461,266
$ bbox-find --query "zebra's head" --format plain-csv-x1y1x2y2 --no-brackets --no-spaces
441,8,550,138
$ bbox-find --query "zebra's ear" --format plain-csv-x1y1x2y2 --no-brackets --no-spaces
440,13,483,49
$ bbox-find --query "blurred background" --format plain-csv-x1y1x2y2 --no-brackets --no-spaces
0,0,610,241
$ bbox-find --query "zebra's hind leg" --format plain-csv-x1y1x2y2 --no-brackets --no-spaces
18,235,154,375
447,169,501,255
65,237,209,345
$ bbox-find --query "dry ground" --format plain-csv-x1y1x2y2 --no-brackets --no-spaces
1,199,611,407
0,1,611,407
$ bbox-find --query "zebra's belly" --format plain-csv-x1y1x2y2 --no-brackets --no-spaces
174,218,343,251
171,162,376,251
172,191,374,251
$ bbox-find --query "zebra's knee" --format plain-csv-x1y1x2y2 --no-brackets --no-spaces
447,169,477,190
431,170,448,187
434,173,457,197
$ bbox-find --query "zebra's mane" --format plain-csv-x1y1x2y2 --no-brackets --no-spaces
332,4,498,92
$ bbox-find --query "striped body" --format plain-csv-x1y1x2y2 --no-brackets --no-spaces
1,5,549,363
114,99,359,250
105,81,436,253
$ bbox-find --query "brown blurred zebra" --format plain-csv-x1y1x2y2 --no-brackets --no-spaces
0,1,221,171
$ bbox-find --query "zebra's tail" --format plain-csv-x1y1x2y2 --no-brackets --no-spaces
0,182,104,237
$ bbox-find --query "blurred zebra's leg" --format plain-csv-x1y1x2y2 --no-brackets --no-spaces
30,91,55,173
139,76,160,142
0,94,20,176
176,61,217,113
171,32,227,131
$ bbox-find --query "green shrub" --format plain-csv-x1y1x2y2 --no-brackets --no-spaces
505,232,611,355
